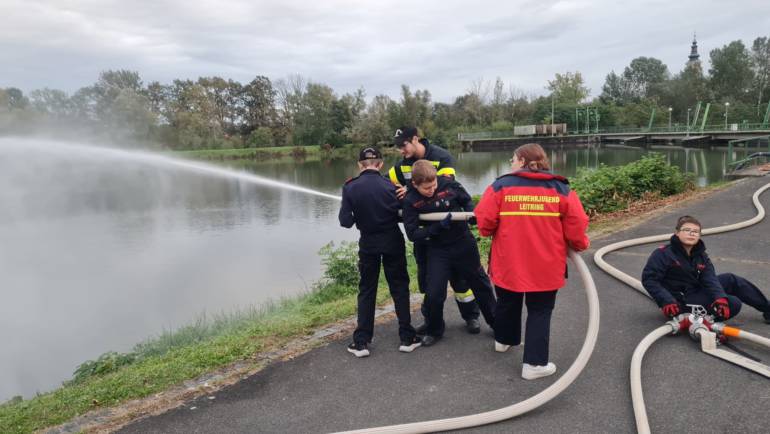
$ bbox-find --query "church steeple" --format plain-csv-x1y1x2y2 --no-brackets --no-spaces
688,33,700,63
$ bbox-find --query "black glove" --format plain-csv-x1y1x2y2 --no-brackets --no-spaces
468,216,477,225
440,213,453,229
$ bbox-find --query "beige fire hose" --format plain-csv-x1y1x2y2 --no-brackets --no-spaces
334,212,601,434
593,181,770,434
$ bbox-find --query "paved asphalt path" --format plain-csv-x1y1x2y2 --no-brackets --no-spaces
120,177,770,434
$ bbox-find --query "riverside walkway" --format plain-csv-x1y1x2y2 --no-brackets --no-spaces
120,178,770,434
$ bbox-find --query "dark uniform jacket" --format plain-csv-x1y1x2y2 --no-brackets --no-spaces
388,143,456,187
641,235,728,307
402,177,474,245
339,169,401,235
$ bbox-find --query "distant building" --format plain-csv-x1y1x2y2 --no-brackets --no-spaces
688,33,700,64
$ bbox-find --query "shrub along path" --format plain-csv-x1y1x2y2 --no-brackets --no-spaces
119,177,770,433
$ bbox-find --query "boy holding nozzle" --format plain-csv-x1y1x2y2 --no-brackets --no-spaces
401,160,496,346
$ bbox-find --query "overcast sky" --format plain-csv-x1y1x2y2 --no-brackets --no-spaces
2,0,769,102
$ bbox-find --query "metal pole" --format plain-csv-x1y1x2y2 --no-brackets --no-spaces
585,107,590,134
595,108,600,133
687,108,691,137
576,109,580,134
668,107,672,130
725,102,730,130
551,94,555,137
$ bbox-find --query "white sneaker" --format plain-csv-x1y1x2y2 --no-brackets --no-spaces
347,342,370,358
495,341,522,352
522,362,557,380
399,337,422,353
494,341,511,352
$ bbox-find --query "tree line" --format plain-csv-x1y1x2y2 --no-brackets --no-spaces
1,35,768,150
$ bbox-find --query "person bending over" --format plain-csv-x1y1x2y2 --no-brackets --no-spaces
401,160,497,346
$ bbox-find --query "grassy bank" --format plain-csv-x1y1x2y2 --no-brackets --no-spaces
0,156,708,433
0,242,414,434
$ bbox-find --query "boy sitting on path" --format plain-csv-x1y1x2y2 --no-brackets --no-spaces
338,147,422,357
642,215,770,323
401,160,497,346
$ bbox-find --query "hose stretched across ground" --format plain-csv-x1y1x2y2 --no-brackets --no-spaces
335,210,600,434
593,181,770,434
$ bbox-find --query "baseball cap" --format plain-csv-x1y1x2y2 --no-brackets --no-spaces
393,127,418,148
358,147,382,161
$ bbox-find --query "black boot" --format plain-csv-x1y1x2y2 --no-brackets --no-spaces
465,318,481,334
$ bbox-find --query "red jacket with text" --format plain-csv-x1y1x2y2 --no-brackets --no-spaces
475,170,590,292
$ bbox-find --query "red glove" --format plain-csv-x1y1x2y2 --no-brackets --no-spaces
662,303,680,318
711,298,731,320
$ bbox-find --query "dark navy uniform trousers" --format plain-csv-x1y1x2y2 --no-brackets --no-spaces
354,229,415,344
414,241,480,321
423,235,496,337
493,288,557,366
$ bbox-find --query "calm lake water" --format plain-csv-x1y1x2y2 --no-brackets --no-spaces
0,138,747,400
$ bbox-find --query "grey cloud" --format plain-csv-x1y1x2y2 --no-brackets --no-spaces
2,0,770,102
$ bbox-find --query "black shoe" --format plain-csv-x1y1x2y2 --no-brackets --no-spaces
399,336,422,353
347,342,370,358
415,323,428,335
465,318,481,334
763,312,770,324
421,335,442,347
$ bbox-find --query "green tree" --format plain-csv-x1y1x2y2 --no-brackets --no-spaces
547,71,589,104
600,71,631,105
709,40,754,102
29,88,72,118
622,57,669,100
750,36,770,115
350,94,392,146
241,76,275,135
661,62,710,123
293,82,335,146
3,87,29,110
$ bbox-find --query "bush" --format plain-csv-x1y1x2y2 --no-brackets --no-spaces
317,241,359,287
247,127,274,148
71,351,136,383
308,241,359,304
571,154,694,215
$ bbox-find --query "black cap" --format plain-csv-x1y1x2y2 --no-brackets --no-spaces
393,127,418,147
358,147,382,161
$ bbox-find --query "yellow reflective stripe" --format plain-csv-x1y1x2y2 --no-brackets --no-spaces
388,167,399,185
454,289,475,302
499,211,561,217
400,166,412,173
429,161,440,167
436,167,456,176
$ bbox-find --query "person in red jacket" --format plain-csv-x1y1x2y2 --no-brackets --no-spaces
475,143,590,380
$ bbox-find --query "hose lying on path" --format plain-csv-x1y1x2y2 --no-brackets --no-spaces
334,245,600,434
593,181,770,434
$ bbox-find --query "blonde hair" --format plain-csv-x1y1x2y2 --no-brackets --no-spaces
411,159,437,185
